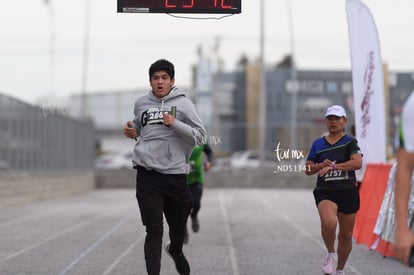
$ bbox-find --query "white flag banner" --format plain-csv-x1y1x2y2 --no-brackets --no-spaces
346,0,386,164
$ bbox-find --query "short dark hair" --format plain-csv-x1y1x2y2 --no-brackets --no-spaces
149,59,175,80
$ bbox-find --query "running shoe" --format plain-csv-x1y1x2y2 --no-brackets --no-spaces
191,217,199,233
334,271,345,275
322,254,336,274
165,242,190,275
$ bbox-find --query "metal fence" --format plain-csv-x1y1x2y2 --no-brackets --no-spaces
0,93,95,174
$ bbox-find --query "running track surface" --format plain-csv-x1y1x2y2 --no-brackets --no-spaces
0,188,412,275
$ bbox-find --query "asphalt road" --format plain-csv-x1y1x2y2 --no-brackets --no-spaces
0,188,412,275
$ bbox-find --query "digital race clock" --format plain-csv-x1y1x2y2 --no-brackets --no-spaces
117,0,241,14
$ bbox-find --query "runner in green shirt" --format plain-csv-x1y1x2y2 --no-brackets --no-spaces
184,143,213,244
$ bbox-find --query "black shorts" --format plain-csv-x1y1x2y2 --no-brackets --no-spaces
313,187,360,214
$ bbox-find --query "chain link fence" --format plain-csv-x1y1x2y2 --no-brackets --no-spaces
0,93,95,176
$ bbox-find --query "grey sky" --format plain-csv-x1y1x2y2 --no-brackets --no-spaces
1,0,413,104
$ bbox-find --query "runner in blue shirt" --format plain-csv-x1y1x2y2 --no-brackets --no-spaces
305,105,362,275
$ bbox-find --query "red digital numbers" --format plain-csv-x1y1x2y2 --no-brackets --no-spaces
183,0,194,8
117,0,241,14
164,0,233,9
214,0,231,9
165,0,176,8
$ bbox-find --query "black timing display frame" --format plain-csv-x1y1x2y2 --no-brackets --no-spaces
117,0,242,14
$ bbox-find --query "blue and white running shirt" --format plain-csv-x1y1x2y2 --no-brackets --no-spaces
307,135,362,190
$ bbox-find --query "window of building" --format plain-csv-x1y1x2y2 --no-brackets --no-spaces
341,82,352,95
326,81,338,94
285,80,300,94
301,81,324,94
388,73,397,88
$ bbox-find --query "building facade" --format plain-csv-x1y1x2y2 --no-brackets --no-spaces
68,64,414,159
213,65,413,157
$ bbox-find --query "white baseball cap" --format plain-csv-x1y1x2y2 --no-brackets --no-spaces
325,105,346,118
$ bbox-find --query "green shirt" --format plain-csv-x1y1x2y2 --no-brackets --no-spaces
187,144,213,185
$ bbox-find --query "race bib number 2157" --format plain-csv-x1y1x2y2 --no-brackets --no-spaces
324,170,349,182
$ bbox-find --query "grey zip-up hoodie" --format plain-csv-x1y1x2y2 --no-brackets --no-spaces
131,87,206,174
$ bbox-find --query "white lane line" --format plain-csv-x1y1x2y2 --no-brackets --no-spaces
101,233,145,275
0,207,129,263
348,265,364,275
0,191,133,228
255,191,313,236
58,211,136,275
255,190,364,275
219,190,240,275
0,207,67,228
256,190,324,250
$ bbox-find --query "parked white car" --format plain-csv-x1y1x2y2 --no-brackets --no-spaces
230,150,275,169
95,151,134,170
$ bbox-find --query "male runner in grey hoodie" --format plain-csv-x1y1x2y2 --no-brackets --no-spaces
123,59,206,275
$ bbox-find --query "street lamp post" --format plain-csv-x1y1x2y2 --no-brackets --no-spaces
212,36,222,150
81,0,91,119
287,0,297,153
44,0,56,97
258,0,267,163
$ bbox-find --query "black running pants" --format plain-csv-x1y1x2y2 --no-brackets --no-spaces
135,166,193,275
